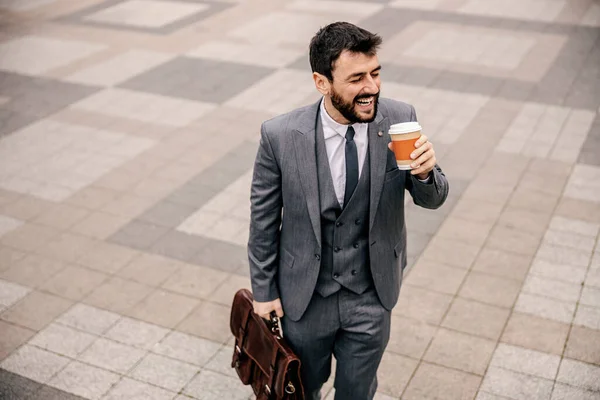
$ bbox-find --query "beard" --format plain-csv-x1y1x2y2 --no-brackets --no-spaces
330,89,379,124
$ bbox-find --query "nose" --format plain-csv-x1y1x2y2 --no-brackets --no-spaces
363,74,379,95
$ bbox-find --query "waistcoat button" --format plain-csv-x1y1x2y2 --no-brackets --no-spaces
355,219,361,225
315,254,321,261
333,273,340,278
353,243,359,249
334,247,341,253
351,270,357,276
335,221,344,227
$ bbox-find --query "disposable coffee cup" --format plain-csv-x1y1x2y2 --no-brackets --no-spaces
388,122,422,170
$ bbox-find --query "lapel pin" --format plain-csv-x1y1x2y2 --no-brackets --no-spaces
377,131,383,137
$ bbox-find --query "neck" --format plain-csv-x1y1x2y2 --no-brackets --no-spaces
323,96,351,125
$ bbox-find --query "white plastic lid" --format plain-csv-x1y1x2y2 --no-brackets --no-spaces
388,121,422,135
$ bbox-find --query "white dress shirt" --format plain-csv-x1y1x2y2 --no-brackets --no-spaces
320,99,369,208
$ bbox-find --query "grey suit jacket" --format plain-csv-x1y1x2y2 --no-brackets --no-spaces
248,98,449,321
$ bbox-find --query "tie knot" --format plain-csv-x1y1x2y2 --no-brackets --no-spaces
346,126,355,142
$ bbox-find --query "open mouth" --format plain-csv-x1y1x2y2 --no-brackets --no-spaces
356,96,374,107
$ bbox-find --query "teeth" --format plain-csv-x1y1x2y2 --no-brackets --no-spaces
357,98,373,105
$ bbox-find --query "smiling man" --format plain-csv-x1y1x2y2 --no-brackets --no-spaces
248,22,449,400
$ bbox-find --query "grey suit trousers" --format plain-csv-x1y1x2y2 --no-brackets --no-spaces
281,288,391,400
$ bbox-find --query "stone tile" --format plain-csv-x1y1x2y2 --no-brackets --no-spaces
209,274,251,307
162,264,230,299
79,337,146,374
183,369,252,400
121,57,273,104
0,197,54,222
0,223,61,252
436,216,492,247
138,201,197,228
421,237,481,269
152,331,221,367
497,208,552,235
149,230,206,263
508,187,559,213
35,233,98,264
522,275,582,303
459,271,521,308
0,279,31,312
0,245,26,272
40,265,108,301
490,343,561,380
0,254,66,288
402,362,481,400
65,186,120,211
116,253,182,287
0,368,41,399
387,315,437,359
101,193,158,218
393,284,454,325
556,358,600,392
472,248,532,281
130,353,199,392
0,215,23,238
480,367,554,400
372,352,418,398
580,286,600,307
32,204,90,230
1,290,73,331
48,360,120,399
127,289,199,329
515,293,576,324
565,326,600,366
404,259,468,295
549,216,600,237
551,383,600,400
84,277,153,314
204,345,237,378
71,211,131,240
573,305,600,330
176,300,231,344
536,242,592,268
30,385,89,400
109,220,169,250
104,377,176,400
29,323,96,358
544,230,597,253
56,303,121,335
104,317,169,350
76,241,139,275
424,328,496,375
501,312,570,356
556,198,600,225
0,320,35,361
487,226,542,256
190,238,249,274
450,199,504,224
529,259,587,285
0,344,70,383
442,298,510,340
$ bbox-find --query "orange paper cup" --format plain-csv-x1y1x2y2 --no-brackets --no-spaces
388,122,422,170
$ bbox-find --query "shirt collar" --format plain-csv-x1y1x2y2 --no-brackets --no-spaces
320,98,366,140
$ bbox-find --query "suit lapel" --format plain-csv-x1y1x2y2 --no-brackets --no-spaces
368,112,388,232
293,101,321,246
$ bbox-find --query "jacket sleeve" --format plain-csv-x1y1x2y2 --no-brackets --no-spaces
405,105,450,209
247,123,282,302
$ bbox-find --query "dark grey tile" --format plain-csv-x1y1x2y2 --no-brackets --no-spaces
286,54,310,72
0,369,40,400
190,237,248,274
405,206,447,235
56,0,233,35
167,184,221,208
578,114,600,167
149,230,206,262
432,70,473,92
137,201,198,228
383,64,442,87
109,220,169,250
0,110,38,138
119,57,274,103
29,385,86,400
407,231,432,260
496,80,535,102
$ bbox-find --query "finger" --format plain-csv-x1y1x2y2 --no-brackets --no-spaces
275,306,284,318
410,141,431,160
387,143,392,150
414,135,428,148
259,312,271,320
412,146,435,169
411,158,436,176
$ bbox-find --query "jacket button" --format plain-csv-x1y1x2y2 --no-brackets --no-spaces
355,219,361,225
333,273,340,278
353,243,359,249
334,247,341,252
315,254,320,261
351,270,357,276
335,221,344,227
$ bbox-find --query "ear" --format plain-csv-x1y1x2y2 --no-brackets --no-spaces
312,72,330,96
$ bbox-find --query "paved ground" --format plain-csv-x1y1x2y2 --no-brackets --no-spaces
0,0,599,399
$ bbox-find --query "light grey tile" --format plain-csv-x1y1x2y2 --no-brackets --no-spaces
551,383,599,400
104,377,176,400
48,360,120,400
480,367,553,400
204,345,237,378
79,338,146,374
56,303,121,335
556,358,600,392
104,317,170,350
549,216,600,237
536,243,592,268
183,369,252,400
0,344,70,383
529,259,587,285
30,323,97,358
0,279,31,312
580,286,600,308
573,305,600,330
152,331,221,367
515,293,576,324
130,353,199,392
522,275,582,303
490,344,560,380
543,230,597,253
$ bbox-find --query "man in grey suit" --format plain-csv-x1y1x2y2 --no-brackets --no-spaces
248,22,449,400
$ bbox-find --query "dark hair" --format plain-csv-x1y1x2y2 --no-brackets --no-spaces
309,22,382,81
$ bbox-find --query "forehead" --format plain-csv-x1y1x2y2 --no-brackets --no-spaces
332,50,379,77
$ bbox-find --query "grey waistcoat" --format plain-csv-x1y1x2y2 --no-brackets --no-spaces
314,123,374,298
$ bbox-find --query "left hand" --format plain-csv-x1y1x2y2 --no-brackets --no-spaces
389,134,436,180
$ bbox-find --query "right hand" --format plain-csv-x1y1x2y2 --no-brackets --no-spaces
253,298,284,320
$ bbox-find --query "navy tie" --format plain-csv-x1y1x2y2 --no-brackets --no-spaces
344,126,358,207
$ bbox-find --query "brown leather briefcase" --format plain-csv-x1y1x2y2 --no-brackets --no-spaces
230,289,304,400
